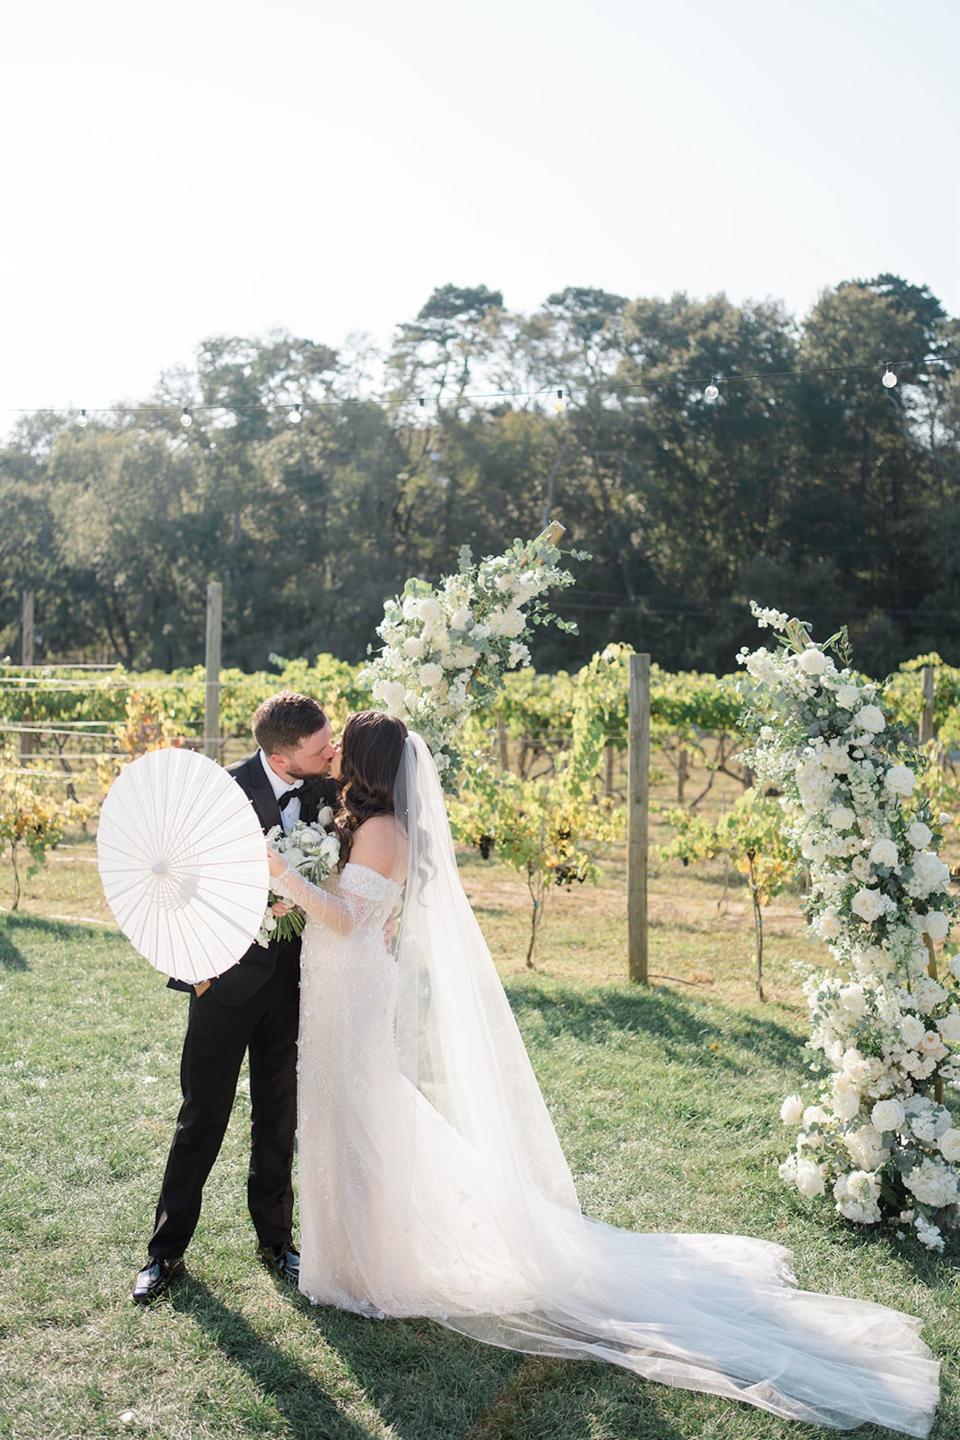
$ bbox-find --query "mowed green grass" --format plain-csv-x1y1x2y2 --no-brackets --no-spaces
1,897,958,1440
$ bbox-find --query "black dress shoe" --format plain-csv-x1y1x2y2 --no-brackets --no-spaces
257,1243,300,1285
132,1255,185,1304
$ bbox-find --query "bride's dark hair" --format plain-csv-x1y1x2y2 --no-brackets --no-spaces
334,710,408,869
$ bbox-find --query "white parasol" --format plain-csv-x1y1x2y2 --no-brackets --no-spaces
96,747,269,982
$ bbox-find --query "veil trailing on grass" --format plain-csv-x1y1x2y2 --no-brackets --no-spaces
390,732,940,1436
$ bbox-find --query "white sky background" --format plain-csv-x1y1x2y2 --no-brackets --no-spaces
1,0,957,422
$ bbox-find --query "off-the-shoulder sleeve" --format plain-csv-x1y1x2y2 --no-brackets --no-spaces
272,863,392,937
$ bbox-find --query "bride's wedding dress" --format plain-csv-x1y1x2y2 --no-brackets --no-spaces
271,733,940,1437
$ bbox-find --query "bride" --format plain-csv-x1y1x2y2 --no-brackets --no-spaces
267,710,940,1437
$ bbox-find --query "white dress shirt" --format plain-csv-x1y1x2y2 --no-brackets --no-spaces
259,748,302,834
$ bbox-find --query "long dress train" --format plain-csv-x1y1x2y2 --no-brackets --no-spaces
272,733,940,1438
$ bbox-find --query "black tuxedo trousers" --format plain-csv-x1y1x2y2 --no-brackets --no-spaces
148,755,337,1259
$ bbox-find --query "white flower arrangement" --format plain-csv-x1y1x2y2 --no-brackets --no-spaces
256,809,339,947
360,525,585,784
738,602,960,1252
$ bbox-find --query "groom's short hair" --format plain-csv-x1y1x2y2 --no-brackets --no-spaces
252,692,328,754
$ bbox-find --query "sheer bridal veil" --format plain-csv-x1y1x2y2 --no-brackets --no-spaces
390,732,939,1437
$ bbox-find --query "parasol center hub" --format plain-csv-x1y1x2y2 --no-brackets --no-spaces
152,860,170,875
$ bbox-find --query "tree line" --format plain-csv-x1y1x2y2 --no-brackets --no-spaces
2,274,958,677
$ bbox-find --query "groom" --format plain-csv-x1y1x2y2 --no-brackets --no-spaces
132,692,340,1303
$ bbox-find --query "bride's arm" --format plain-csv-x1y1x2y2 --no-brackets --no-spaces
267,821,398,937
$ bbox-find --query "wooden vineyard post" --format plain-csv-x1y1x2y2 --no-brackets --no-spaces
20,591,35,763
919,665,936,744
923,933,944,1104
204,581,223,761
628,652,650,984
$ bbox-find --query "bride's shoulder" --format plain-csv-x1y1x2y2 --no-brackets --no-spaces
349,813,405,880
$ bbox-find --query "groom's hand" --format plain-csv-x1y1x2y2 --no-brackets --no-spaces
193,980,212,997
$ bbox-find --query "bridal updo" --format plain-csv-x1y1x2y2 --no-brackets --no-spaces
334,710,408,868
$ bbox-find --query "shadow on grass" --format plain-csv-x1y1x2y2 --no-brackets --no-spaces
172,1277,374,1440
0,911,108,946
503,975,804,1076
0,924,28,970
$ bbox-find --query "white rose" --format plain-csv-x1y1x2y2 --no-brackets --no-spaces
856,704,885,734
498,608,525,639
924,911,950,943
838,984,867,1017
936,1008,960,1044
796,1159,826,1198
828,806,856,831
316,805,334,828
939,1129,960,1162
899,1013,926,1048
851,887,884,923
449,607,472,632
817,909,842,940
780,1094,805,1126
950,956,960,983
418,663,444,689
802,1105,830,1128
868,837,899,868
871,1099,905,1132
906,821,933,849
798,647,829,675
884,764,915,797
836,684,860,709
380,680,408,714
402,636,425,659
832,1087,861,1121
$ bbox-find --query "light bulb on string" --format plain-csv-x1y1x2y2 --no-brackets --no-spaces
180,407,193,428
882,367,898,389
553,388,566,414
288,403,303,424
704,377,720,403
76,409,89,428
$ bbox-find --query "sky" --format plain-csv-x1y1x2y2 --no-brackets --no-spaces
1,0,957,422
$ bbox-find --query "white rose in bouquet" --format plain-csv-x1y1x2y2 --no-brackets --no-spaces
906,821,933,849
835,684,860,709
828,806,856,830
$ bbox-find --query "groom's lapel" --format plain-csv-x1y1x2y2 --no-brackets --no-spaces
241,753,283,835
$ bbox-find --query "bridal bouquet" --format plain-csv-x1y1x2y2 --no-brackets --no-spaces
360,525,586,783
256,812,340,947
736,602,960,1251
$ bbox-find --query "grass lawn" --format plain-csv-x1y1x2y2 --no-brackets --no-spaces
1,754,958,1438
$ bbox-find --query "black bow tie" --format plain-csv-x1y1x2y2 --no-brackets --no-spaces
278,787,303,812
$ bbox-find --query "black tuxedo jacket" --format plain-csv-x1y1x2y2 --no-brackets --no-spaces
167,752,339,1006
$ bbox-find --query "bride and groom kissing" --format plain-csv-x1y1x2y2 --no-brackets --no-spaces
131,690,941,1437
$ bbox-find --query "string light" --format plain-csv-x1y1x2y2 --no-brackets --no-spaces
5,358,942,427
